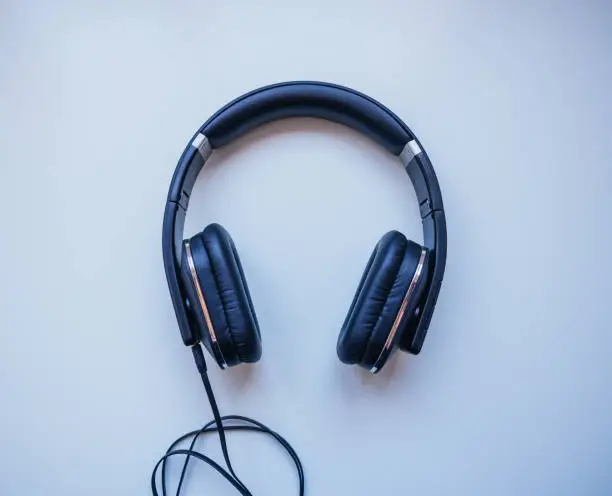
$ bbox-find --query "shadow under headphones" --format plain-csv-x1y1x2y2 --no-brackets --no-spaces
162,81,447,375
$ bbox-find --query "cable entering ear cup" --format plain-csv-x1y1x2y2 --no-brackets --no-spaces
337,231,430,371
180,223,262,368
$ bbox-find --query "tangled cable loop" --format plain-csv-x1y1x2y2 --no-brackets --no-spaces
151,346,304,495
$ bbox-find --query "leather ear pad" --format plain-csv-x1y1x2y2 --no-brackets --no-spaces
181,223,261,367
337,231,429,369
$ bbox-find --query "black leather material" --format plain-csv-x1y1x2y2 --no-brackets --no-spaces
337,231,429,369
180,224,261,367
202,82,411,154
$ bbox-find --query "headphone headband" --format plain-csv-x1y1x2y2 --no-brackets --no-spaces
163,81,446,354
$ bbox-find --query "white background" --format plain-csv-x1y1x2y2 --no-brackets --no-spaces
1,1,611,495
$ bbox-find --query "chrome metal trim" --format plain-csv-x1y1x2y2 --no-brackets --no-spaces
190,133,213,161
399,139,423,167
370,249,427,373
185,240,226,369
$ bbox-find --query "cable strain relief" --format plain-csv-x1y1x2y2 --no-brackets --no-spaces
191,343,207,375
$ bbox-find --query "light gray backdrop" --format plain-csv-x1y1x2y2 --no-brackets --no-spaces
1,1,611,495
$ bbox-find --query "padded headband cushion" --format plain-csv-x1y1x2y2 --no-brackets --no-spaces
337,231,427,368
185,223,261,366
201,82,411,154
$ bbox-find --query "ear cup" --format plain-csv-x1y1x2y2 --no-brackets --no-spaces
180,223,261,367
337,231,429,370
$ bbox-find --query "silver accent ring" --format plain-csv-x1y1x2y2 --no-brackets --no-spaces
370,249,427,373
191,133,213,160
399,139,423,167
185,240,227,369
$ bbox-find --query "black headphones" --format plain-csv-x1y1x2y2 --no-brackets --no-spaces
155,81,448,495
162,81,447,374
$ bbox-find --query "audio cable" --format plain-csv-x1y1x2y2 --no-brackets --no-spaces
151,344,305,495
